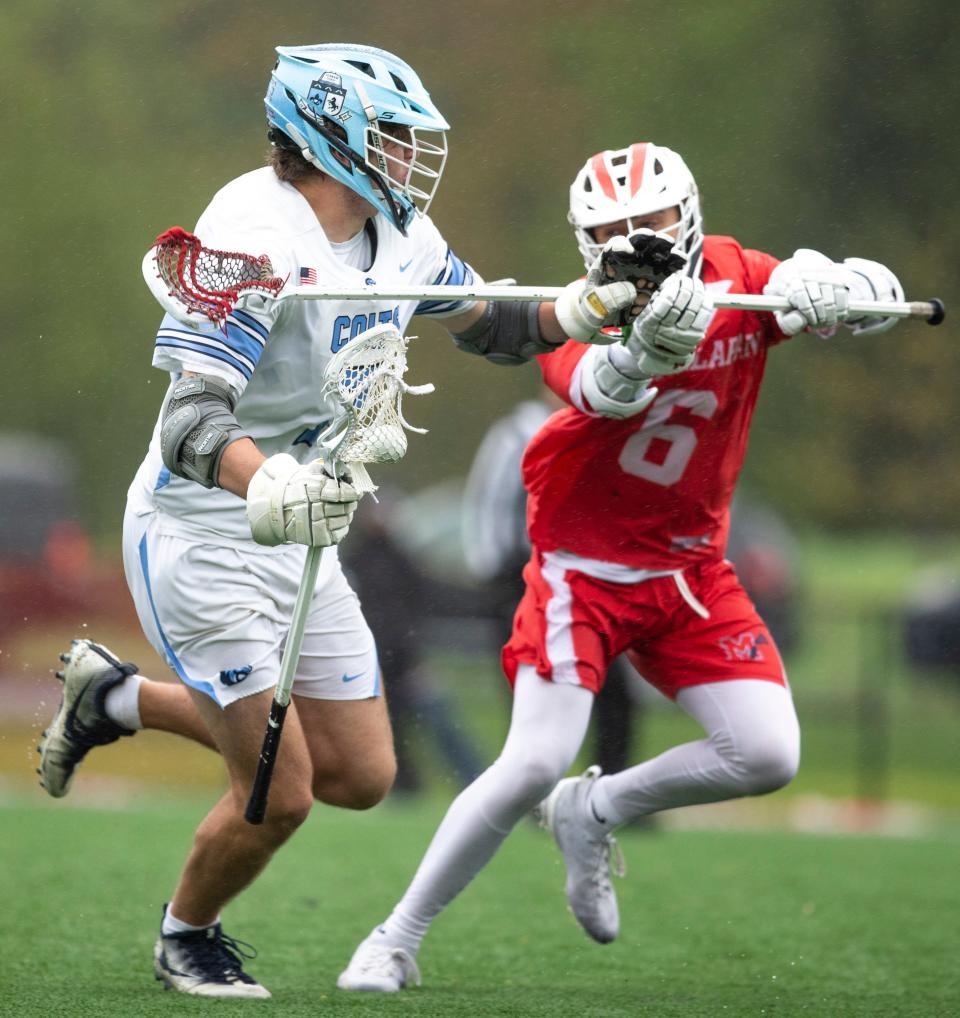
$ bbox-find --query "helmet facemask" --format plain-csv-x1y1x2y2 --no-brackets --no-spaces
568,143,704,279
363,119,447,222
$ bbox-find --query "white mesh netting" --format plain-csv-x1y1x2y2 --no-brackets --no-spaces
320,326,433,493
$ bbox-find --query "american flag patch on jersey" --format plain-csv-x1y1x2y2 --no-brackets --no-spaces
299,266,318,284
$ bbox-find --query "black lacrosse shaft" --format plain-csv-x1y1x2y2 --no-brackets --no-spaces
244,699,289,825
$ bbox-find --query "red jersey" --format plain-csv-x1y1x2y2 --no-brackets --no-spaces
525,235,785,571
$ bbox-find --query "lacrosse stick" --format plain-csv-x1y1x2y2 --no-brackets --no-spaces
143,227,946,326
243,323,434,825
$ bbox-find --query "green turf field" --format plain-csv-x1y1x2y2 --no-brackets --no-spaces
3,796,958,1018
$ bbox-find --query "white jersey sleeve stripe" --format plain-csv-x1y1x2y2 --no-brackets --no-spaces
155,327,258,374
224,314,269,347
193,317,267,362
415,248,478,316
230,307,270,340
153,308,269,380
155,331,257,379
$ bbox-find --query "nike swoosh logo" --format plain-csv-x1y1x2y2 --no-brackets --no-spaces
399,260,413,272
342,672,365,683
64,676,97,735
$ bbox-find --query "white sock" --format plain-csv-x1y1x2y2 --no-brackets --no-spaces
104,674,144,730
161,906,219,936
593,680,800,822
376,769,521,955
376,667,593,955
584,779,625,834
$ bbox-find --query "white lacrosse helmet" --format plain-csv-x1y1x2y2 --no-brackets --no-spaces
568,142,704,278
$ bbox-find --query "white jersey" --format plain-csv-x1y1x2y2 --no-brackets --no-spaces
128,166,479,545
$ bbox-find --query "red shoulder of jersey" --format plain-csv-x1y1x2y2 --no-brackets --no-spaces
705,236,788,345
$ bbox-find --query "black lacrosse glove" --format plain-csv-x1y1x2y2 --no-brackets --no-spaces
600,229,688,290
595,229,688,327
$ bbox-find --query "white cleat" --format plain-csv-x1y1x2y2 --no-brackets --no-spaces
337,930,421,992
153,923,271,999
38,639,138,798
539,765,626,944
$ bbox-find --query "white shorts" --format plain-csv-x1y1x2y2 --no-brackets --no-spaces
122,509,380,708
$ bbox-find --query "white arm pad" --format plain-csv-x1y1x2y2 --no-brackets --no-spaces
579,344,658,419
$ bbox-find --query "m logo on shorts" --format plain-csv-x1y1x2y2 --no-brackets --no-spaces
219,665,253,686
718,631,768,662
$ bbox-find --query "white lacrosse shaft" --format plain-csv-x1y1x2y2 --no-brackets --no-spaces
245,323,429,825
280,548,322,707
244,540,322,826
141,239,943,326
280,285,943,323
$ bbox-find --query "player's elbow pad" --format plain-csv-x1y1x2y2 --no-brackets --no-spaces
160,375,250,488
450,301,558,365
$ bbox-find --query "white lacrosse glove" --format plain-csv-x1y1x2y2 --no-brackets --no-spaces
625,272,713,377
580,343,658,419
840,257,904,336
554,237,640,343
763,249,851,337
246,453,359,548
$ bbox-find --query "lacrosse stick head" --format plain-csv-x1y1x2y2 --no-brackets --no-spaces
142,227,287,329
568,142,704,279
319,323,434,494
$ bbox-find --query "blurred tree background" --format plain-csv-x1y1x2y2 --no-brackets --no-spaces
1,0,957,541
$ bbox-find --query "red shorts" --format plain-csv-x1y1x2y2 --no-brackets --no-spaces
502,550,787,700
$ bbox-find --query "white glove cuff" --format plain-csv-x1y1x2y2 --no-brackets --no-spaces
607,340,647,379
245,453,300,546
555,278,635,344
580,345,657,419
555,279,598,342
839,257,904,336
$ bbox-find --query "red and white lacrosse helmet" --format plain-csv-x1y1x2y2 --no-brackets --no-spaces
568,142,704,278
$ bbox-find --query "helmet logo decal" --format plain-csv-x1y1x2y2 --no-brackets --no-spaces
308,72,349,120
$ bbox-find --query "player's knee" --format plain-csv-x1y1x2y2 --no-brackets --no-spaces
345,765,396,810
737,735,800,796
502,749,569,806
268,796,314,836
223,785,312,843
314,752,396,810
